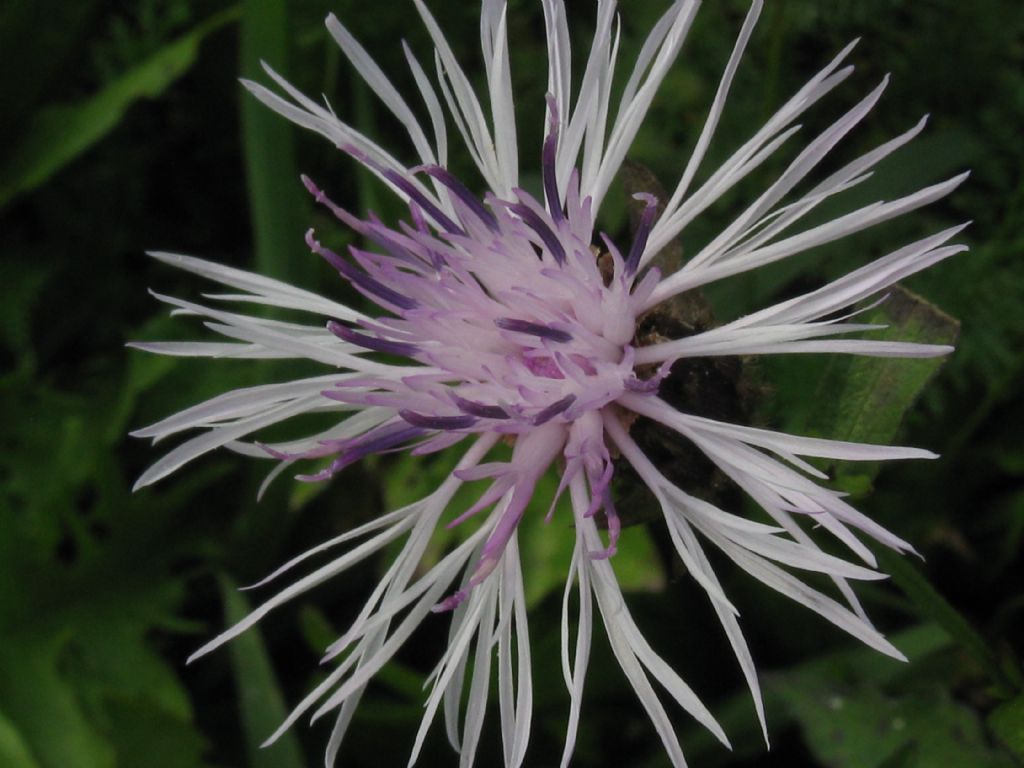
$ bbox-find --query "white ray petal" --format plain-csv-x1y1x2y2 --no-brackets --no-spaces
134,393,332,489
645,0,762,269
724,542,905,660
647,40,860,256
558,541,592,768
706,115,932,270
127,340,288,358
403,42,449,169
590,1,700,209
542,0,571,146
190,517,417,665
620,394,938,462
456,584,497,768
325,14,437,166
148,251,366,322
413,0,505,194
560,1,617,192
409,591,490,766
650,172,969,305
686,76,893,274
482,4,518,192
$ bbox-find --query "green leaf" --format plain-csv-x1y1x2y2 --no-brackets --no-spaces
794,285,959,495
0,260,50,368
0,710,40,768
679,624,954,765
0,1,101,153
240,0,311,286
833,287,957,473
0,557,200,768
782,684,1016,768
769,624,1016,768
0,404,220,768
988,693,1024,760
219,575,306,768
0,634,114,768
380,445,666,608
774,285,1017,692
519,485,665,608
874,547,1014,694
0,7,240,209
105,698,211,768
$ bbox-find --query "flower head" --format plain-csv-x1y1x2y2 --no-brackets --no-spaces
134,1,967,766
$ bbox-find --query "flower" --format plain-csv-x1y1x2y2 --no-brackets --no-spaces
133,1,967,766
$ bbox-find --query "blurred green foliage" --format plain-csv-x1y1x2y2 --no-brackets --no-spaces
1,1,1022,767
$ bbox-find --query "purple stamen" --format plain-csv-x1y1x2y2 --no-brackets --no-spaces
398,410,479,431
305,230,418,311
296,422,426,482
495,317,573,343
507,201,567,265
335,144,463,237
625,192,658,276
625,377,659,393
361,218,424,268
452,394,510,420
398,215,448,270
381,169,464,236
303,177,430,271
327,321,420,357
302,174,352,224
431,589,468,613
414,165,499,231
532,394,576,425
329,422,427,455
542,95,564,223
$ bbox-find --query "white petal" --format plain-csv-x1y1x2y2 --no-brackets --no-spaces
647,40,860,256
590,1,700,209
148,251,365,322
325,14,437,166
132,374,349,440
412,0,505,194
647,0,763,267
721,542,905,660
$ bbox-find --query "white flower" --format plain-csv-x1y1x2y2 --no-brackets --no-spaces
133,1,966,766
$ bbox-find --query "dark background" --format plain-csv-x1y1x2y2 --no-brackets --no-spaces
1,1,1022,766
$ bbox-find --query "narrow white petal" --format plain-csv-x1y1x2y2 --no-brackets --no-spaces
558,542,592,768
723,542,905,660
325,14,437,165
127,340,287,358
707,115,932,271
483,6,519,192
686,76,893,275
412,0,505,194
559,1,616,191
408,592,489,766
148,251,366,322
132,374,348,440
457,586,497,768
134,394,329,489
542,0,572,149
647,0,762,268
189,517,417,664
621,395,938,462
650,172,969,305
591,1,700,209
403,42,449,169
647,41,860,256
